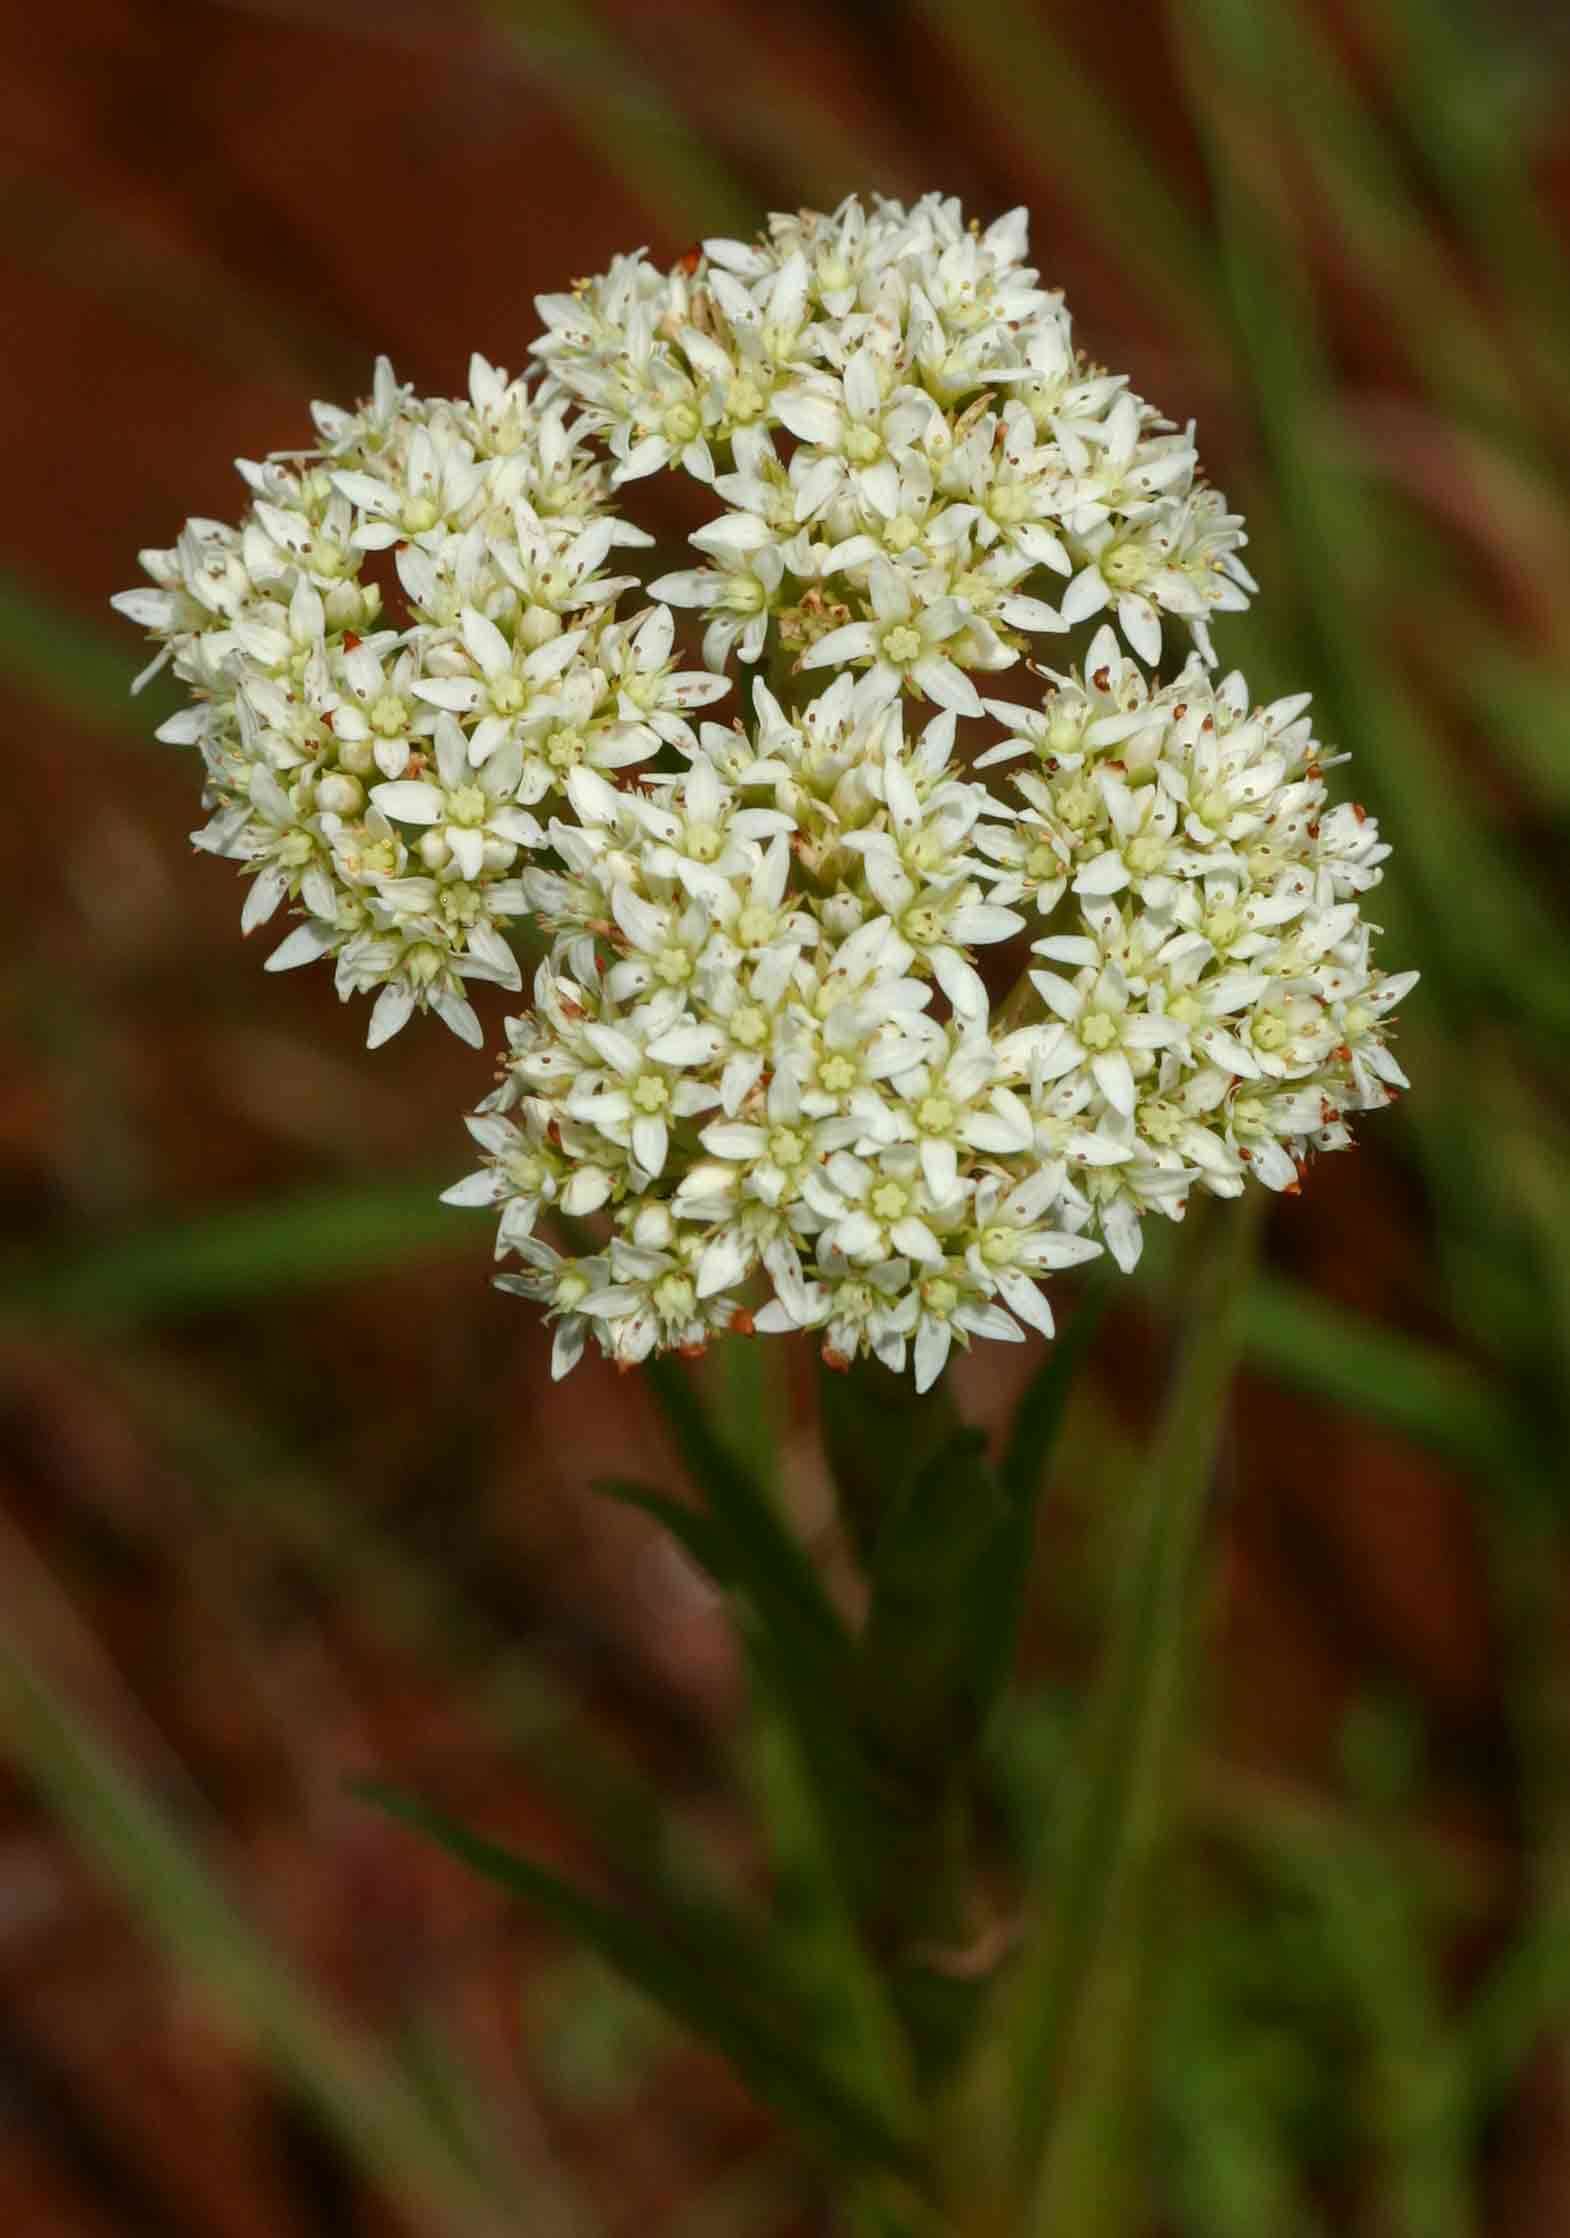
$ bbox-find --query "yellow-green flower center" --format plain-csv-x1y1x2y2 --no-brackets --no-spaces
871,1180,910,1223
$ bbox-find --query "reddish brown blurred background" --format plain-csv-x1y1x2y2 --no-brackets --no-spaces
5,2,1570,2233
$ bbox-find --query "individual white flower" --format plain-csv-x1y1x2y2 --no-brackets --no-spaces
559,988,725,1182
961,1167,1103,1337
370,714,542,880
650,513,787,669
775,346,939,522
493,1238,606,1379
799,559,996,715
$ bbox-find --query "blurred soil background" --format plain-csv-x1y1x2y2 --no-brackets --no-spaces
5,1,1570,2232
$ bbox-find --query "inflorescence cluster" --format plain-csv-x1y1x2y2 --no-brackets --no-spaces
116,192,1413,1388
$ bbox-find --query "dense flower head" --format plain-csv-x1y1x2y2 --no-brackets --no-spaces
116,190,1413,1388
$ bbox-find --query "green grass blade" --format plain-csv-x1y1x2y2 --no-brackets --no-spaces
744,1673,923,2148
1373,0,1570,387
949,1281,1115,1761
1245,1276,1515,1474
485,0,758,236
5,1174,465,1323
0,1640,573,2238
914,0,1217,332
0,571,156,733
1179,0,1570,1043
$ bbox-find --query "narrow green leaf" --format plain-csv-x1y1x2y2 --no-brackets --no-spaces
817,1354,962,1568
858,1426,1008,1777
610,1357,919,2145
848,1421,1009,2085
593,1477,732,1584
745,1675,921,2146
354,1779,915,2177
638,1358,876,1901
1004,1198,1263,2230
1464,1908,1570,2118
642,1353,847,1659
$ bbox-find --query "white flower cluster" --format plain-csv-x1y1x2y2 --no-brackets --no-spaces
116,192,1413,1390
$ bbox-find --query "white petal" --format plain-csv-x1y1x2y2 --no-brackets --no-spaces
1091,1049,1136,1118
431,991,484,1046
265,922,334,973
801,621,879,670
370,780,444,825
367,983,416,1047
440,1169,505,1207
1060,566,1110,626
632,1113,669,1177
913,1318,951,1393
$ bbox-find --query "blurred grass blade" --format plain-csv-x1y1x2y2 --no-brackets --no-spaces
1452,639,1570,815
485,0,758,236
1190,0,1533,443
1179,0,1570,1043
1005,1198,1262,2229
0,571,155,733
354,1779,915,2177
6,1175,464,1323
1375,0,1570,387
0,1640,568,2238
1245,1275,1515,1474
913,0,1217,333
96,1340,762,1955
